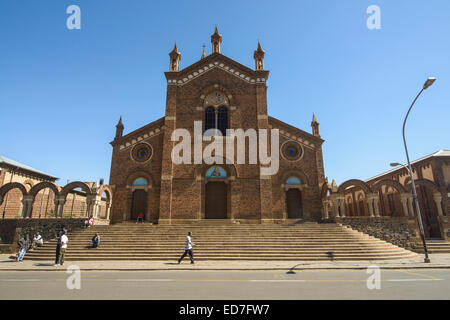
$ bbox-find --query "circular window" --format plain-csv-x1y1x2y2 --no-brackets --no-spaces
131,142,153,163
281,140,303,161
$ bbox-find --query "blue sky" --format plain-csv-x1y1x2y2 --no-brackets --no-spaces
0,0,448,185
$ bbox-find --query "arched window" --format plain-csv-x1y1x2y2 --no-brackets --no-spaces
132,177,148,186
205,107,215,132
203,91,229,135
217,107,228,135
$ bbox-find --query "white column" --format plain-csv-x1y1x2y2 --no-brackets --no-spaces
433,193,443,216
55,196,66,218
339,197,346,218
21,195,34,218
372,194,381,218
106,202,111,220
400,193,410,216
407,196,414,217
367,196,375,217
332,197,340,218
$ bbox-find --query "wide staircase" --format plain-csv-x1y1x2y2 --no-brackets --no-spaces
413,240,450,254
25,221,417,261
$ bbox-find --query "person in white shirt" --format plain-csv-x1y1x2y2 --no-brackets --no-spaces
57,232,68,266
178,232,196,264
32,233,43,248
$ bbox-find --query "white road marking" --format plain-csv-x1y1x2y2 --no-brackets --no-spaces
388,279,442,282
0,279,40,282
115,279,174,282
250,279,306,282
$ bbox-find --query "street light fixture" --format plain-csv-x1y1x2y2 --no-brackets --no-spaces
399,77,436,263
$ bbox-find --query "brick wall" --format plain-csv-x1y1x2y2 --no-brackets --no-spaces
109,54,325,223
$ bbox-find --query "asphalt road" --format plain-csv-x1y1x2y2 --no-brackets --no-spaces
0,269,449,300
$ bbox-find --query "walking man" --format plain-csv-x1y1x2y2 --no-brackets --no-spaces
58,231,68,266
178,231,196,264
16,236,28,262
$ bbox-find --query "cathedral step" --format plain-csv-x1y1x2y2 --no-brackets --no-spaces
26,223,417,261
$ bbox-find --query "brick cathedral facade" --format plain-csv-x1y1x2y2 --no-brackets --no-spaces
108,27,326,224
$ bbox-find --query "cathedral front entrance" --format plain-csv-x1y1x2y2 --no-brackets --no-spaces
205,181,227,219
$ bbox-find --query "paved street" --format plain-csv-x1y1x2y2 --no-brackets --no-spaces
0,269,449,300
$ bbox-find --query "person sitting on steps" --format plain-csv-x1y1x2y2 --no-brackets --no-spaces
89,233,100,248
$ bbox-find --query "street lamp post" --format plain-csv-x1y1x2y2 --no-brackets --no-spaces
394,77,436,263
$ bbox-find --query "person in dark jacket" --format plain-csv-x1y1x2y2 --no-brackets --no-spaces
90,233,100,248
54,231,63,266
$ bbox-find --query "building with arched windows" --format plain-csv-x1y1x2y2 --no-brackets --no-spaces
108,27,326,224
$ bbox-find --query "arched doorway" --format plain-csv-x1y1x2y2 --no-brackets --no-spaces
204,166,228,219
285,177,303,219
131,177,148,221
205,182,227,219
286,189,302,218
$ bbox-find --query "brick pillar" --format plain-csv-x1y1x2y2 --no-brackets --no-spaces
255,79,273,223
158,81,177,224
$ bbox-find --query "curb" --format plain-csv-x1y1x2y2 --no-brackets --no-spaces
2,265,450,271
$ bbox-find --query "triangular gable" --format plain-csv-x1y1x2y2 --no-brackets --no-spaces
165,52,269,86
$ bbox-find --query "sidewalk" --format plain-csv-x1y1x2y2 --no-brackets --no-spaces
1,254,450,271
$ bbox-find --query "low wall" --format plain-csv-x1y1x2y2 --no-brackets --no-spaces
336,217,421,250
0,219,86,252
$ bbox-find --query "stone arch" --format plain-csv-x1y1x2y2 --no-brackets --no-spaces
97,185,113,220
0,182,27,206
125,170,154,188
29,182,59,218
29,182,60,197
23,179,34,191
337,179,372,195
405,179,440,193
280,169,310,187
60,181,93,197
372,179,406,193
98,185,113,202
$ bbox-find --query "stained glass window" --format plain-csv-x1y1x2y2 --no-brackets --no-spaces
205,166,227,178
132,177,148,186
217,107,228,136
205,107,215,132
286,177,301,185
